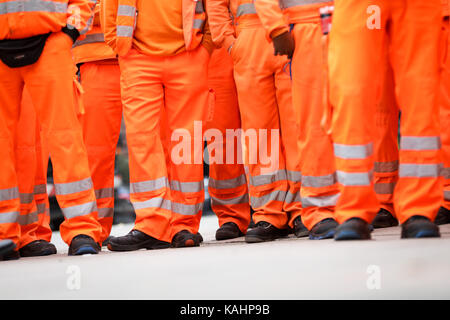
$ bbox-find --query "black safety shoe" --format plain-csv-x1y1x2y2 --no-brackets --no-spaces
309,218,338,240
68,235,101,255
0,240,18,261
19,240,57,257
245,221,290,243
372,208,399,228
434,206,450,225
172,230,202,248
102,236,113,247
401,215,440,239
107,230,170,251
293,216,309,238
334,218,372,241
215,222,244,240
196,232,204,243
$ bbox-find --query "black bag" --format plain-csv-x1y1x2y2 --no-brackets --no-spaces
0,33,51,68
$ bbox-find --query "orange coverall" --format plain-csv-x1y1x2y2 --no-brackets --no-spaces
207,0,301,230
72,3,122,244
102,0,214,242
0,0,102,247
14,89,53,248
374,2,450,217
328,0,443,225
254,0,339,231
441,2,450,210
207,46,251,234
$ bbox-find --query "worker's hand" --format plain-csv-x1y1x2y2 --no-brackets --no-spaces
272,31,295,59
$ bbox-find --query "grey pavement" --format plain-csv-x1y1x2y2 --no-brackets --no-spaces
1,215,449,299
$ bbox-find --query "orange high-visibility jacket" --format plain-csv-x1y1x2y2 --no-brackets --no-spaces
72,3,116,64
0,0,97,40
443,0,449,16
101,0,210,56
207,0,265,51
254,0,333,39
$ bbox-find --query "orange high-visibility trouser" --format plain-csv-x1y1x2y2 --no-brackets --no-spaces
289,18,338,231
0,32,102,245
206,47,251,233
79,61,123,243
232,25,300,229
119,46,210,242
329,0,443,224
375,16,450,215
373,53,400,217
441,17,450,210
14,89,53,248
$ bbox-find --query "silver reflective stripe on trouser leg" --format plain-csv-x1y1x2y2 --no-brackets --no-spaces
301,194,339,208
17,210,39,226
250,190,286,208
130,177,169,194
301,173,339,207
399,164,443,178
170,181,204,215
54,177,94,196
284,171,301,205
400,136,441,151
211,194,249,206
249,170,287,187
37,203,47,216
170,180,204,193
34,184,47,195
55,178,97,219
0,211,19,224
208,174,247,190
444,168,450,202
62,201,98,220
95,188,114,200
19,193,34,205
0,187,19,202
95,188,115,219
249,170,287,207
445,191,450,202
301,173,336,188
374,161,399,173
336,170,373,186
133,198,202,216
333,143,373,159
0,188,20,224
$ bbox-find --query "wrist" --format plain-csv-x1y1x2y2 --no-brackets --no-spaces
62,26,80,43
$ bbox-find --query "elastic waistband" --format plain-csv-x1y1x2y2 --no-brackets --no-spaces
283,2,333,24
235,16,263,33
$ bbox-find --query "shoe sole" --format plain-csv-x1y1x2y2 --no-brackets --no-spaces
108,241,171,252
215,232,244,241
309,229,335,240
20,248,57,257
372,221,399,229
244,234,282,243
69,245,99,256
171,239,200,248
402,230,441,239
334,229,371,241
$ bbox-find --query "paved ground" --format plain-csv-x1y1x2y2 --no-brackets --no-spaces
1,215,450,300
